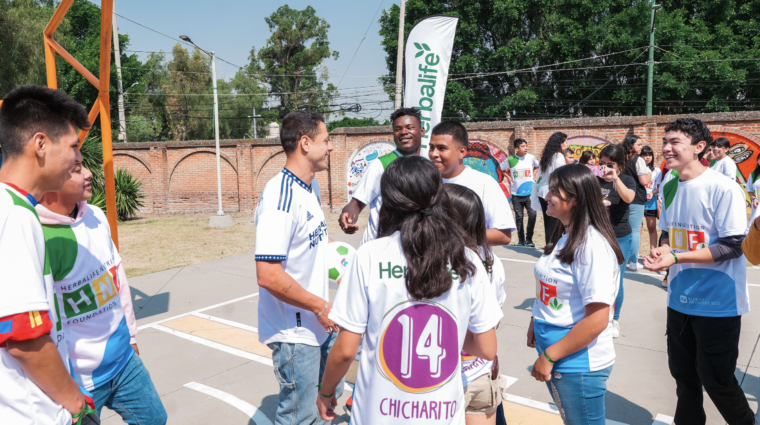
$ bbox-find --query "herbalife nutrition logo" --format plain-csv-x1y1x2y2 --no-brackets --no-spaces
413,42,440,148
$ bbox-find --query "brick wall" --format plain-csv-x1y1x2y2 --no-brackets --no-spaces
113,111,760,214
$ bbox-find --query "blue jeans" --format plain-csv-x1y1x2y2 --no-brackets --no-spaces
627,204,645,265
91,353,167,425
545,366,613,425
614,234,632,321
268,333,345,425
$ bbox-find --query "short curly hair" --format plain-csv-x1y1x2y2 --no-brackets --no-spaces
663,118,713,160
390,107,422,126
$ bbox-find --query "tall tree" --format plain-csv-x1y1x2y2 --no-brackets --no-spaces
245,5,339,121
378,0,760,120
0,0,67,96
164,44,212,141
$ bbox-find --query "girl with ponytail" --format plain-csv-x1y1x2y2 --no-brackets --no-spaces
318,156,503,424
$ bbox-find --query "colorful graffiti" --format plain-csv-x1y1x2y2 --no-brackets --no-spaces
566,135,611,160
711,132,760,213
464,140,511,199
346,141,395,201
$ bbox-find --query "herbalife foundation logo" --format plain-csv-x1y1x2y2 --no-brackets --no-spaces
412,42,440,148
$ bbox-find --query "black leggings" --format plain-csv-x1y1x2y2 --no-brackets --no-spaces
539,197,559,244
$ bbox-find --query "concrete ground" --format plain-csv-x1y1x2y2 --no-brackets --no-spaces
102,232,760,425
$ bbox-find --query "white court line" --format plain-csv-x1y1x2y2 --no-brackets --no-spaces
503,393,560,415
502,374,518,390
184,381,273,425
192,312,259,333
150,324,273,366
653,413,674,425
137,293,259,331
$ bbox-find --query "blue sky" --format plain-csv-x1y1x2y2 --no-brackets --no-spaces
92,0,396,120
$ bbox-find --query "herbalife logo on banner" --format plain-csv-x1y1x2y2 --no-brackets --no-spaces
413,42,439,149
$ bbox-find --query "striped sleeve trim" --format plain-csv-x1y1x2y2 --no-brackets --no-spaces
277,175,295,213
255,255,287,261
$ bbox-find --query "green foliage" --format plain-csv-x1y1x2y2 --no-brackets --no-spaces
80,136,104,191
327,117,389,132
378,0,760,119
0,0,69,95
113,169,144,221
81,136,144,220
245,5,339,121
87,170,145,221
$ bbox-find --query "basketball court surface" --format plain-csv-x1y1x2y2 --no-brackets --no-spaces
102,234,760,425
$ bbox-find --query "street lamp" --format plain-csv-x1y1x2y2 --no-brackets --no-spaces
179,35,233,229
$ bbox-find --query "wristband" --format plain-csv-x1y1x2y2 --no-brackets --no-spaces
72,404,98,421
316,302,328,317
672,253,678,264
542,351,555,364
318,383,334,398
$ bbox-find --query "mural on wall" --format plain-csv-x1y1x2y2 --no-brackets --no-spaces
464,140,511,199
566,135,611,160
711,132,760,213
346,141,395,201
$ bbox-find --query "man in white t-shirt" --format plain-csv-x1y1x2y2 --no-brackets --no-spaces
428,120,516,245
0,86,94,424
644,118,753,425
339,107,425,245
255,111,343,424
504,138,539,247
710,137,738,181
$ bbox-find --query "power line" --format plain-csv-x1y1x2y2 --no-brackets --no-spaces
336,0,384,89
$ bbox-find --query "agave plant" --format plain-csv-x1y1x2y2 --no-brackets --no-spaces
82,136,145,221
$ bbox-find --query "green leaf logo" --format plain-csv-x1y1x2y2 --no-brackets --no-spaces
549,297,564,311
414,42,431,58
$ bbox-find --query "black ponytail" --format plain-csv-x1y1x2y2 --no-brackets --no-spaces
378,156,476,300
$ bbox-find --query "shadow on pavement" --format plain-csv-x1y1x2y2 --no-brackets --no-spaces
514,297,534,312
502,246,543,259
623,272,667,290
259,393,350,424
132,287,170,320
605,391,655,425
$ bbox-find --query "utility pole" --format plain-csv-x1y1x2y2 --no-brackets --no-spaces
394,0,405,110
180,35,233,228
248,107,262,139
647,3,662,117
112,3,127,142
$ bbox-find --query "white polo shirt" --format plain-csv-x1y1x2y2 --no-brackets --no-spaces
443,166,516,232
254,169,329,346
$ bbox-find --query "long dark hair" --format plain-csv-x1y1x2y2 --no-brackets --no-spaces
442,184,494,277
378,156,476,300
579,150,595,165
640,145,655,171
539,132,567,173
622,135,640,162
543,164,625,265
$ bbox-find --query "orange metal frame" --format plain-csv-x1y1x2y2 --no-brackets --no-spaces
0,1,119,247
46,0,120,247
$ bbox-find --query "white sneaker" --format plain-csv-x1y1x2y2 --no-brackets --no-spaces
661,279,668,288
627,262,641,271
612,320,620,338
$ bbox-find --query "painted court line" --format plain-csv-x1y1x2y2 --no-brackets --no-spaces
191,312,259,333
503,393,560,415
184,381,273,425
653,413,674,425
150,324,273,366
137,293,259,331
